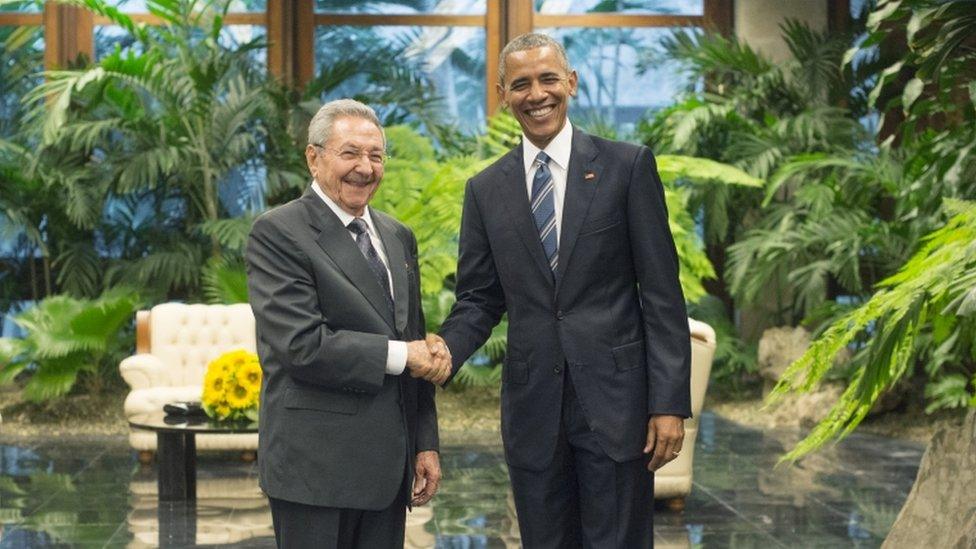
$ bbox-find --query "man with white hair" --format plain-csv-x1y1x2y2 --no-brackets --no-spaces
246,98,450,548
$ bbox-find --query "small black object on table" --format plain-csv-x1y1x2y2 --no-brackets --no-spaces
128,411,258,502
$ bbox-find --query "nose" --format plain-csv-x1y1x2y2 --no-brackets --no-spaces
527,79,547,102
352,154,374,175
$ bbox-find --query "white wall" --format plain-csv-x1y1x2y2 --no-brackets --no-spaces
735,0,829,62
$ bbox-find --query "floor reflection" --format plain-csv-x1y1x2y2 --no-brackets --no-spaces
0,413,923,547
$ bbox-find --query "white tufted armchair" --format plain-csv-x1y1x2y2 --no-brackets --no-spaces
120,303,259,463
653,318,717,510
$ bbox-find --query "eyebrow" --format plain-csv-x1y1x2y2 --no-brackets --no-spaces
509,72,562,87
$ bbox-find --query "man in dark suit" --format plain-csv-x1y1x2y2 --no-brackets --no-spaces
433,34,692,547
246,99,450,548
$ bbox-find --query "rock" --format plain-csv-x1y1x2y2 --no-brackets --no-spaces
769,383,844,430
757,326,812,395
883,409,976,548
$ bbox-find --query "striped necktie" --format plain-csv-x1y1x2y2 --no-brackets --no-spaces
531,151,558,274
347,218,394,313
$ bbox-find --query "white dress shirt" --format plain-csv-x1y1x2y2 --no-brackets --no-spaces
311,182,407,375
522,120,573,246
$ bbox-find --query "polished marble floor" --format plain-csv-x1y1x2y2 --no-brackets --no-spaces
0,412,923,548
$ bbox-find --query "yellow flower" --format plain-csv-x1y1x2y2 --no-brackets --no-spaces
239,361,262,393
226,381,252,409
215,402,231,419
202,349,262,420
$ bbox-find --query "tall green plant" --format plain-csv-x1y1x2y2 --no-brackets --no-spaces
20,0,306,302
641,20,877,326
770,200,976,460
0,289,140,401
768,0,976,459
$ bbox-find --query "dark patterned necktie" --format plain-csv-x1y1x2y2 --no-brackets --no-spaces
531,151,558,273
347,218,394,312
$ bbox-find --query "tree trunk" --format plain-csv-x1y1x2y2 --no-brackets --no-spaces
882,409,976,548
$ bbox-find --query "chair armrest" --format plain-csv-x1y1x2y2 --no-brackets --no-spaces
120,354,169,390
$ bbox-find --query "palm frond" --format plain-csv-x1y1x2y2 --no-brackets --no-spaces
770,200,976,460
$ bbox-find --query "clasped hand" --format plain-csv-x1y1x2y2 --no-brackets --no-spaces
405,334,451,385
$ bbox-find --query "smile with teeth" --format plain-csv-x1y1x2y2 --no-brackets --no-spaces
526,105,556,118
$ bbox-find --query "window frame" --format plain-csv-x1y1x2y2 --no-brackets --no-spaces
22,0,740,116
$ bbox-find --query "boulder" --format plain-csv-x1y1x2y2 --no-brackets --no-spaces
883,409,976,548
757,326,811,395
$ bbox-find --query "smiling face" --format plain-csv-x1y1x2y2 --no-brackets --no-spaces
305,115,385,217
498,45,578,149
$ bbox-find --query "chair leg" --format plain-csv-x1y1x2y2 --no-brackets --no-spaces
138,450,154,465
241,450,257,463
665,497,686,512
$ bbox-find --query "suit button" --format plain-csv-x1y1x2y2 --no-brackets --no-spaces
556,310,564,320
554,365,562,374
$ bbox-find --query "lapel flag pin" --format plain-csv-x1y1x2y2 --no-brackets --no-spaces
584,171,596,180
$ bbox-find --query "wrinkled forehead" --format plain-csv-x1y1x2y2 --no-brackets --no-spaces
503,46,570,81
328,116,386,149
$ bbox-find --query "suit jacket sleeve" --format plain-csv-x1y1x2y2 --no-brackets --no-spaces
629,147,692,417
408,229,440,452
438,179,507,380
246,214,388,394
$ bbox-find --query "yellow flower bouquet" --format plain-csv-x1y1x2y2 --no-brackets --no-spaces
201,349,262,422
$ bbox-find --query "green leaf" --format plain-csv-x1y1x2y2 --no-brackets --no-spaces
867,1,903,30
201,258,249,304
23,357,82,402
902,77,924,113
656,155,763,187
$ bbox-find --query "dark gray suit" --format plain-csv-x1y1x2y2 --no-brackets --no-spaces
439,128,691,547
246,188,438,545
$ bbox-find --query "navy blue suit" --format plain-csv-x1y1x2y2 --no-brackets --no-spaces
440,128,691,547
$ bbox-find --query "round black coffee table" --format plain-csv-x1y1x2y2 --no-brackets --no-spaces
128,412,258,502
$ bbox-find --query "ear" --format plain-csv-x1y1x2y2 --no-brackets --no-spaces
305,144,318,176
567,70,579,98
496,82,508,111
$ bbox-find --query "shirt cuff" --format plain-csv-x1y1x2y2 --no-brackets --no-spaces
386,340,407,375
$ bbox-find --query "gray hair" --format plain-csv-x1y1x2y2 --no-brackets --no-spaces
498,33,571,85
307,98,384,146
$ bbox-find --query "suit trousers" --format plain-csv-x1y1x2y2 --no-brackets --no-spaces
268,494,406,549
507,371,655,548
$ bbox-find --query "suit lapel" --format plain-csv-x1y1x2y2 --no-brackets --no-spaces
555,129,602,294
300,190,397,332
371,211,409,335
499,146,557,286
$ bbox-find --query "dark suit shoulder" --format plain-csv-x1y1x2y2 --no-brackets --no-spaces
253,196,305,229
469,147,520,191
587,132,646,164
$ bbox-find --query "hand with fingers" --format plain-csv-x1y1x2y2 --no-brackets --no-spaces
410,450,442,506
406,339,451,385
644,415,685,471
425,334,452,385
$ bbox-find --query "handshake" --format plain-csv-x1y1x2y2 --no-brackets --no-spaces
405,334,452,385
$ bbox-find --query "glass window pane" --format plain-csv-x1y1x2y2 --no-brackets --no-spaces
219,25,268,68
95,26,142,60
316,0,485,14
108,0,265,11
0,1,42,13
537,27,696,139
536,0,703,15
96,25,266,66
0,25,43,136
315,25,486,133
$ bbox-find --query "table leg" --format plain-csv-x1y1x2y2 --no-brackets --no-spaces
156,431,197,501
158,500,196,548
